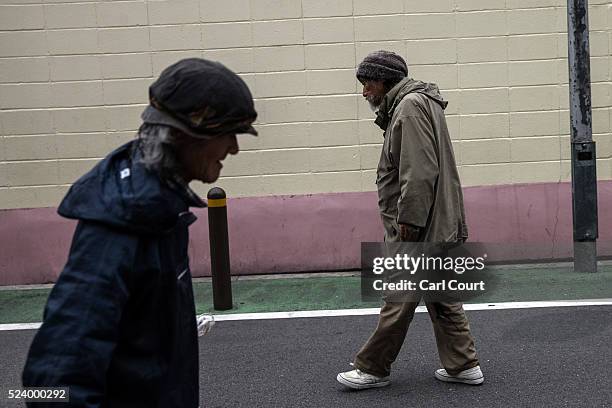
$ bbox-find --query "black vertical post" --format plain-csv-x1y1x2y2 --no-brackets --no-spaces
567,0,598,272
207,187,233,309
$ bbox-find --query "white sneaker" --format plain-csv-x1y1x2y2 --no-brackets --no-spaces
434,366,484,385
196,314,215,337
337,365,390,390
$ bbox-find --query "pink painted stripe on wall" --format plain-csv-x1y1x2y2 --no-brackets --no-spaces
1,181,611,285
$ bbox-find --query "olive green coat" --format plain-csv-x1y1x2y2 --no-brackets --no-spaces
375,77,468,243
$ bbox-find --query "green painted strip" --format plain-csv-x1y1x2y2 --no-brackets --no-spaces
1,266,611,324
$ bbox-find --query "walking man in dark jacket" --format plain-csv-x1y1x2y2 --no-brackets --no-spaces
22,58,257,407
336,51,483,390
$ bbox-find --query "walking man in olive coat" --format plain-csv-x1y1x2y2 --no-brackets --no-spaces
337,51,484,390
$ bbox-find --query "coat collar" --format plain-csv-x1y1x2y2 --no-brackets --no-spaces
374,78,413,131
374,78,448,131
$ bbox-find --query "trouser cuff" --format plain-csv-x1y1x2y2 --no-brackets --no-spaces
352,359,390,378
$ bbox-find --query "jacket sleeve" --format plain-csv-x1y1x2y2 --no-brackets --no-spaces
395,105,440,228
22,221,136,408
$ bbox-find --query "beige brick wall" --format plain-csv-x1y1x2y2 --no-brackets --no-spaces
1,1,611,209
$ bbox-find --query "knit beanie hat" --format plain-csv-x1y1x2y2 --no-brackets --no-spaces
356,50,408,84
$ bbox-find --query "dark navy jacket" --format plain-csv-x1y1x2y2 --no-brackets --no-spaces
22,141,205,408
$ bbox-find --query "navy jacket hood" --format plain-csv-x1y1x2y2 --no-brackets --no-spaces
58,140,205,234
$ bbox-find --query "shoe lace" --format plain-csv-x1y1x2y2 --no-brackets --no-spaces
349,363,366,377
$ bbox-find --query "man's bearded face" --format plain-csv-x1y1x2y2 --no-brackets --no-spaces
360,79,387,112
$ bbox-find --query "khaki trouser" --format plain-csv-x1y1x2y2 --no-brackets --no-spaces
353,299,479,378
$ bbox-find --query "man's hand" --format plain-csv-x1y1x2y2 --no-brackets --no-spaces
399,223,421,242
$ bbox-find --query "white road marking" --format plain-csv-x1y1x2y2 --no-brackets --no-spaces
212,299,612,321
2,299,611,330
0,322,41,331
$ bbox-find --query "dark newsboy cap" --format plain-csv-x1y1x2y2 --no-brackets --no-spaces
141,58,258,139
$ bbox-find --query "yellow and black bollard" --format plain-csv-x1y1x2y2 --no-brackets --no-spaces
207,187,233,310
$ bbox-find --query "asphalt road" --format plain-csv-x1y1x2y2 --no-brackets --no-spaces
1,306,611,408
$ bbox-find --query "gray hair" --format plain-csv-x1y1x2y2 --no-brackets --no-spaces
136,123,182,180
